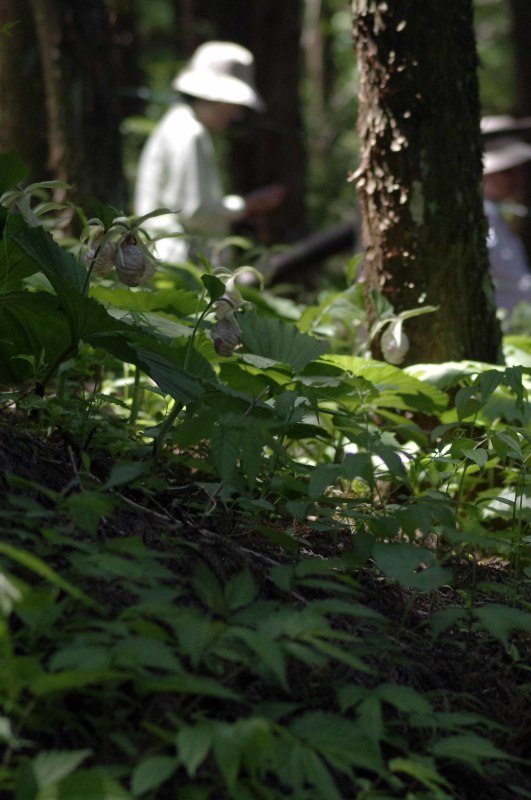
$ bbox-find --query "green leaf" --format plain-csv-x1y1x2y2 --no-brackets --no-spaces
212,718,274,791
139,674,240,700
130,755,178,796
210,423,241,488
201,273,225,302
0,542,100,610
14,226,86,294
43,769,131,799
239,312,328,372
63,492,114,536
0,714,17,744
91,285,201,318
308,464,342,499
479,369,504,405
473,603,531,649
309,638,372,674
31,669,124,696
461,447,488,468
390,757,451,797
290,712,384,775
0,213,43,292
372,542,451,592
0,150,29,192
432,734,512,771
30,749,92,789
224,569,258,611
102,462,150,490
0,291,70,382
428,606,467,638
85,196,122,229
191,562,227,615
211,722,245,790
376,683,433,715
112,637,181,673
230,627,288,689
323,355,448,413
0,570,23,615
176,724,214,778
490,430,524,461
49,645,111,672
298,748,343,800
133,346,203,403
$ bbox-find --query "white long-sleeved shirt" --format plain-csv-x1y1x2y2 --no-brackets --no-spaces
134,103,245,263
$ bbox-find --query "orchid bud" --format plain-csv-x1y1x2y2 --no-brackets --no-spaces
211,318,241,356
115,240,155,287
214,294,241,321
381,322,409,365
85,240,118,277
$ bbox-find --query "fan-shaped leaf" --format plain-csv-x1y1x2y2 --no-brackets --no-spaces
239,313,327,371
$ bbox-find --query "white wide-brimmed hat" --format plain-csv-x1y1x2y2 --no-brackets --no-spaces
172,41,265,112
483,137,531,175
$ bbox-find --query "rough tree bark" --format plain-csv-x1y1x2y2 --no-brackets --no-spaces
352,0,501,364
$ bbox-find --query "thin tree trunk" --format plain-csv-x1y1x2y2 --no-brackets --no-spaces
30,0,68,192
237,0,308,244
352,0,501,364
171,0,308,245
0,0,48,182
509,0,531,264
31,0,126,210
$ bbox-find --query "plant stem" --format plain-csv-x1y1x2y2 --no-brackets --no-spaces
35,342,78,396
153,298,213,461
128,365,142,429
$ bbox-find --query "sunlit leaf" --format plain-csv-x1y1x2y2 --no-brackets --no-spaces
322,355,448,413
239,312,328,371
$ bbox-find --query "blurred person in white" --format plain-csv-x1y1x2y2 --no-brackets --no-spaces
482,117,531,313
134,41,285,264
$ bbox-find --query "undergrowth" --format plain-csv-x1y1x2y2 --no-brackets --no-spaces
0,151,530,799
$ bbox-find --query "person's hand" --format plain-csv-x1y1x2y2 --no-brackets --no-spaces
243,183,287,216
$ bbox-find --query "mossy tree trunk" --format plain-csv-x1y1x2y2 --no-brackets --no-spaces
352,0,501,364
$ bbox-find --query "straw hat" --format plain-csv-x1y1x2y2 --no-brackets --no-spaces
172,41,265,112
483,137,531,175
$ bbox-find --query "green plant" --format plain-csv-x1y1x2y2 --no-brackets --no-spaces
1,154,530,799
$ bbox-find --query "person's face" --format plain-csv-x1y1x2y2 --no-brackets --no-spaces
483,165,526,202
195,100,243,131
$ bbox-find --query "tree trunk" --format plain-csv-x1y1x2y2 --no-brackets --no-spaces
510,0,531,117
0,0,48,182
30,0,126,210
352,0,501,365
172,0,308,245
219,0,308,245
509,0,531,264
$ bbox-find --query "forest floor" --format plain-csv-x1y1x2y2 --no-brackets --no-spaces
1,409,530,800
